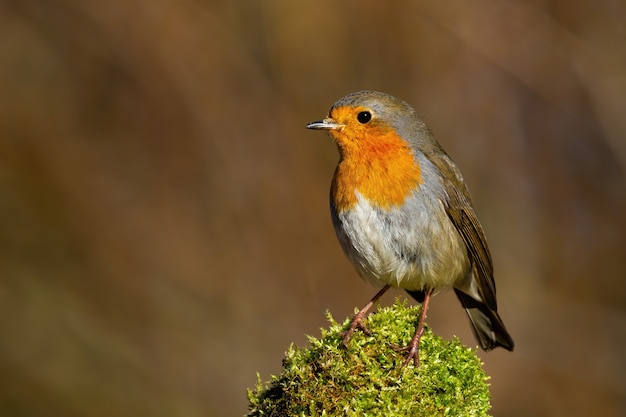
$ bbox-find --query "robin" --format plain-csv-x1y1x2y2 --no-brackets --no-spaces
306,90,514,366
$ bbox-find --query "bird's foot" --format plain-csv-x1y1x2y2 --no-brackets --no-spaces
391,326,424,367
341,310,371,346
341,285,391,346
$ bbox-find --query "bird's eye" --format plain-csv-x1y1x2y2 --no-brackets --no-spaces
356,111,372,124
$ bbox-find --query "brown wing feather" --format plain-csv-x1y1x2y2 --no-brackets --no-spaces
445,188,497,308
425,149,497,309
425,148,514,351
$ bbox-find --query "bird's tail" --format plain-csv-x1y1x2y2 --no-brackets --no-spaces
453,289,514,351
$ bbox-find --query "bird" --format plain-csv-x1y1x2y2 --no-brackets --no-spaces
306,90,514,366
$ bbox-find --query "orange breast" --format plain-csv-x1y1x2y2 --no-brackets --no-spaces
331,128,423,212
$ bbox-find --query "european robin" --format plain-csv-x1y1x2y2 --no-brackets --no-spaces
307,90,514,366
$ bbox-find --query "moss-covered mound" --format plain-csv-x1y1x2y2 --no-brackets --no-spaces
247,300,491,416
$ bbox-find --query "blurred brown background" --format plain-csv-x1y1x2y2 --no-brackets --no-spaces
1,1,625,416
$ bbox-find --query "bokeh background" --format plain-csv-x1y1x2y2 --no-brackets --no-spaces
1,1,625,416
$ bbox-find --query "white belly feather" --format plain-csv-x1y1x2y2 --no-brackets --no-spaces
333,191,469,291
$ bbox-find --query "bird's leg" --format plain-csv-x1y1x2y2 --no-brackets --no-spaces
342,284,390,346
395,289,432,367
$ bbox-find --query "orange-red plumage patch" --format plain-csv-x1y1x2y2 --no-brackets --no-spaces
329,106,423,212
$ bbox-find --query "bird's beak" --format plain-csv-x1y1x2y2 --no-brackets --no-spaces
306,118,344,130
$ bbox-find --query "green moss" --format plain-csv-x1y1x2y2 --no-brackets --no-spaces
247,300,491,417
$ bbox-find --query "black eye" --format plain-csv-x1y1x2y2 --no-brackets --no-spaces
356,111,372,124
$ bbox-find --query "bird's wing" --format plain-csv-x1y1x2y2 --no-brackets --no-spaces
426,150,498,309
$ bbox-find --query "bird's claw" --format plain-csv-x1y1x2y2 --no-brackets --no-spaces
341,311,371,346
391,342,420,367
390,324,425,367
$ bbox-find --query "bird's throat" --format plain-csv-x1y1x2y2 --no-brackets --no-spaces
331,132,423,212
